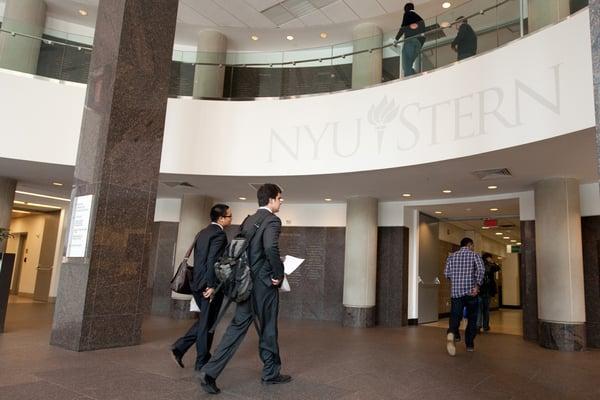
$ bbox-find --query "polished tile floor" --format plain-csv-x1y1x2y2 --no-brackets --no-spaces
1,300,599,400
425,309,524,336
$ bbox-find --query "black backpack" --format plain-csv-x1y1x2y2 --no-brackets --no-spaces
209,213,269,333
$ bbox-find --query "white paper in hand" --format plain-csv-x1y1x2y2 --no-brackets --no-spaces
283,255,304,275
190,296,200,312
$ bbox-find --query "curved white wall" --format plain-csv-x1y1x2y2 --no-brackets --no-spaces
0,10,594,177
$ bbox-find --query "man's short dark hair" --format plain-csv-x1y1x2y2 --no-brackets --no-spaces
210,203,230,222
456,16,467,23
257,183,282,207
460,237,474,247
404,2,415,12
482,252,493,261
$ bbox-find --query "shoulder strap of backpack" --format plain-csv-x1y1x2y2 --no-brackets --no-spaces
183,230,203,260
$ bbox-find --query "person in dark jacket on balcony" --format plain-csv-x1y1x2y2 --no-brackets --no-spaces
395,2,426,77
451,16,478,61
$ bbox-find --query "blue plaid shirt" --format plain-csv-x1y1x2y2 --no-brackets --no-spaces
444,247,485,298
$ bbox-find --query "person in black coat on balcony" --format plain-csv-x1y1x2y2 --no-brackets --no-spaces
451,16,478,61
395,2,426,76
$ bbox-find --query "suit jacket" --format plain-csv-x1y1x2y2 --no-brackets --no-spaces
191,223,227,292
241,208,285,288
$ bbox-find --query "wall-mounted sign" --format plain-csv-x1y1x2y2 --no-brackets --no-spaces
66,194,93,258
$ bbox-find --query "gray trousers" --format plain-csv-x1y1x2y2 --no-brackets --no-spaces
202,280,281,380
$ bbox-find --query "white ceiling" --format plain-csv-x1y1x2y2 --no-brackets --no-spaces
29,0,473,50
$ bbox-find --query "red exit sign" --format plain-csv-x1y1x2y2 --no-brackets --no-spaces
483,219,498,228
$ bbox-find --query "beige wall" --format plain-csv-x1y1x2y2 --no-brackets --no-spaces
10,214,45,294
9,212,60,295
502,253,520,306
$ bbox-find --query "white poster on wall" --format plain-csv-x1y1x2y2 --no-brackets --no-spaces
66,194,93,258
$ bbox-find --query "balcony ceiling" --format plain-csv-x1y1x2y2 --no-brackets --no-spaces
36,0,472,50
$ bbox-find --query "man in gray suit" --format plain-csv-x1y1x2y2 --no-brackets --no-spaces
200,183,291,394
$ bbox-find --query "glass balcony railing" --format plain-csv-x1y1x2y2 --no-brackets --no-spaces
0,0,589,99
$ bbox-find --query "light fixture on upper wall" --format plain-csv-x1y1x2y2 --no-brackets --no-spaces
402,193,411,198
251,35,259,41
442,2,452,9
52,182,63,186
320,32,328,39
442,189,452,194
286,35,294,41
78,9,88,16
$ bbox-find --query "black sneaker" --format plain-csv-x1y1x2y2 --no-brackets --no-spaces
262,374,292,385
170,347,184,369
200,373,221,395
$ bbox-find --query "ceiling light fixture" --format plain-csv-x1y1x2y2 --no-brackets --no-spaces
402,193,411,198
440,21,450,28
320,32,327,38
503,236,510,240
434,211,443,214
495,232,503,236
26,202,62,209
490,208,499,212
487,185,498,190
511,240,517,243
251,35,259,41
78,9,88,16
442,2,452,9
14,200,25,205
15,190,70,202
238,197,247,201
324,198,332,202
517,242,522,245
286,35,294,41
52,182,63,186
442,189,452,194
12,209,31,214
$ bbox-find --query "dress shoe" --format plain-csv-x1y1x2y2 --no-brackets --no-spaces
200,373,221,395
170,347,184,368
262,374,292,385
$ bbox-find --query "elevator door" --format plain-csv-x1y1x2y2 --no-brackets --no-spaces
418,213,440,324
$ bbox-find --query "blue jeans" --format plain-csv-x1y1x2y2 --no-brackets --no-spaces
402,37,422,77
447,295,479,348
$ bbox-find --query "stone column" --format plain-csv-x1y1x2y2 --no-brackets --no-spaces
351,23,382,89
534,178,586,351
171,194,213,319
0,177,17,332
193,30,227,98
342,197,378,327
0,0,46,74
520,220,539,342
527,0,571,33
50,0,179,351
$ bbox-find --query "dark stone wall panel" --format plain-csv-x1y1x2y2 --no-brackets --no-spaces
520,220,538,342
376,227,409,327
582,216,600,348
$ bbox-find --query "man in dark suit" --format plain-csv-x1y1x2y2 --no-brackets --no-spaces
171,204,231,371
200,183,291,394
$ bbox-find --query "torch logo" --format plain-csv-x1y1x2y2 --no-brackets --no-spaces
367,96,399,154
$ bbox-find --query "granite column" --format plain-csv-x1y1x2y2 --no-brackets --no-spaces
50,0,179,351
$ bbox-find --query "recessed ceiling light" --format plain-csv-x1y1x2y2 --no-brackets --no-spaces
442,2,452,8
26,202,62,209
251,35,258,41
286,35,294,41
238,197,247,201
14,200,25,205
465,208,472,211
503,236,510,240
15,190,70,202
481,226,489,229
402,193,412,198
517,242,522,245
78,9,88,16
324,198,332,202
440,21,450,28
12,209,31,214
320,32,327,39
434,211,443,214
495,232,503,236
487,185,498,190
510,240,517,243
442,189,452,194
490,208,499,212
52,182,63,186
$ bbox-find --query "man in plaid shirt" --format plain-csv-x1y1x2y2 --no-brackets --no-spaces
444,237,484,356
